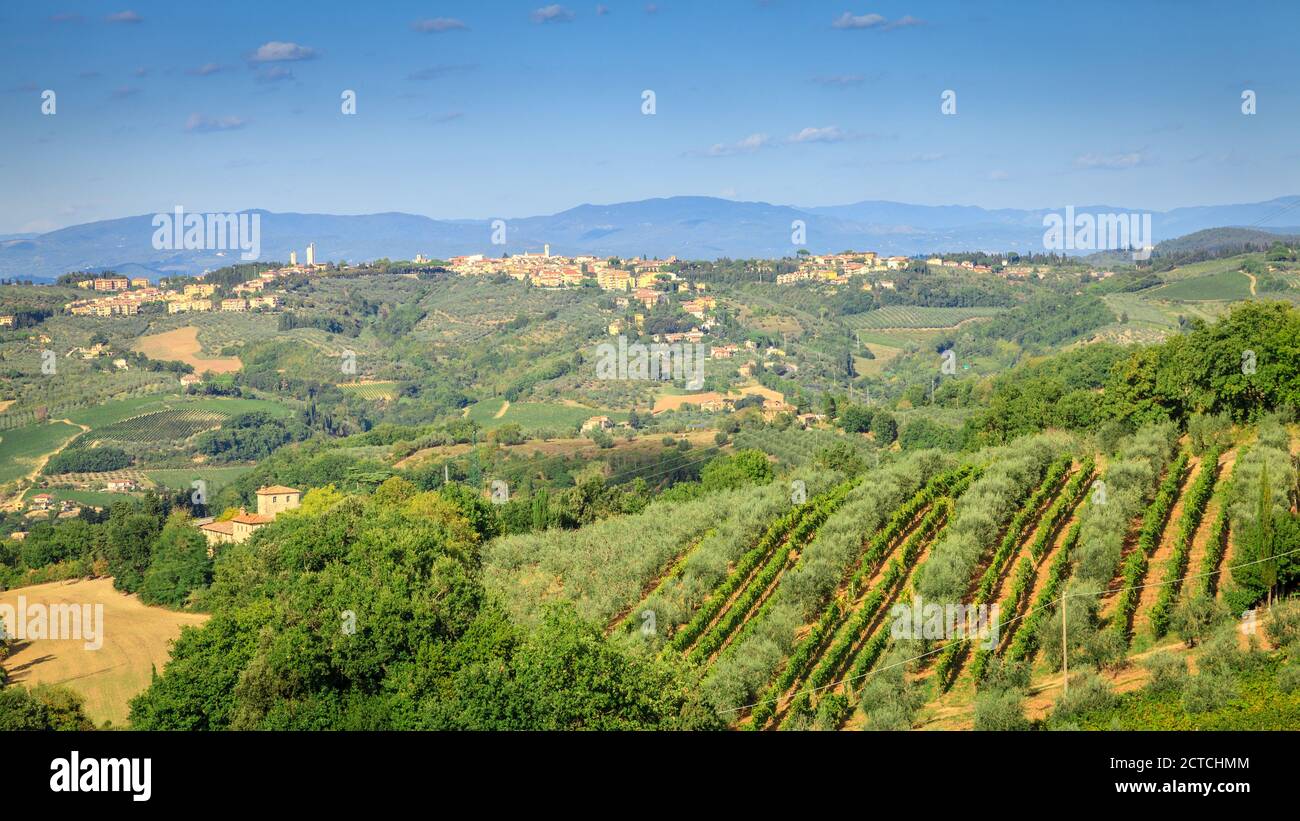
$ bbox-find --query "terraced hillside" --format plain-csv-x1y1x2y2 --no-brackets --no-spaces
481,421,1295,731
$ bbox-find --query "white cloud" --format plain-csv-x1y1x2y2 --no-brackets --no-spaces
184,113,248,133
832,11,924,30
832,12,885,29
692,133,771,157
248,41,318,63
1074,151,1147,170
105,10,142,24
532,5,576,24
410,18,468,33
187,63,224,76
787,125,852,144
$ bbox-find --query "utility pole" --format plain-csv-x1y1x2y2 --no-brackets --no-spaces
1061,586,1069,697
444,464,450,486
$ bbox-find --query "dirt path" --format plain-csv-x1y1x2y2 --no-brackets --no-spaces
2,419,91,511
1131,453,1202,635
493,400,511,419
1244,270,1258,297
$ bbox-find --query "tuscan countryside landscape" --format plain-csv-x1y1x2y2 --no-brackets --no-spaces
1,0,1299,805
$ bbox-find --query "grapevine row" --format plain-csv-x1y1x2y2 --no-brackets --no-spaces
771,500,956,728
1195,506,1231,597
1111,451,1189,640
685,479,858,662
1149,448,1221,636
1003,521,1079,664
932,455,1072,689
667,486,834,653
807,501,950,691
969,458,1096,680
744,468,970,728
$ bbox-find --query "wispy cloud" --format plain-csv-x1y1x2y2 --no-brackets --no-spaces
407,64,476,82
410,17,468,33
248,41,318,63
832,11,924,30
786,125,854,144
105,10,143,24
1074,150,1147,170
187,63,225,77
111,86,140,99
79,70,101,80
810,74,869,87
690,133,771,157
133,66,150,77
256,66,294,84
692,125,870,157
532,5,576,24
412,111,465,125
50,12,83,24
184,113,248,133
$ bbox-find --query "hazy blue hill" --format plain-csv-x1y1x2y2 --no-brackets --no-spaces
6,194,1300,280
1153,226,1300,255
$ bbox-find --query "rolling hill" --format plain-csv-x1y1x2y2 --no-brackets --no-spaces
6,195,1300,280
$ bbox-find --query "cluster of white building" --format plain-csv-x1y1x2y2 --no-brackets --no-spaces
445,247,688,293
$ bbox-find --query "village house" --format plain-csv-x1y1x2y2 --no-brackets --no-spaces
581,415,613,433
29,493,54,511
597,268,632,291
221,298,248,312
0,315,15,328
634,288,666,309
184,283,217,298
199,485,301,555
168,298,213,314
105,479,137,493
93,277,130,291
129,277,150,288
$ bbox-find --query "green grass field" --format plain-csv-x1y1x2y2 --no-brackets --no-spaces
845,305,1005,330
0,421,81,484
1148,269,1253,302
144,466,254,493
21,487,128,508
465,398,626,431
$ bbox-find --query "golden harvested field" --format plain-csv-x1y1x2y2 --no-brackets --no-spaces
133,326,242,374
1,577,208,727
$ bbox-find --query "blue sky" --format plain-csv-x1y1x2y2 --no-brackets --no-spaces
2,0,1299,233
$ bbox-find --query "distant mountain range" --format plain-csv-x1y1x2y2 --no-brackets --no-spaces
4,195,1299,281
